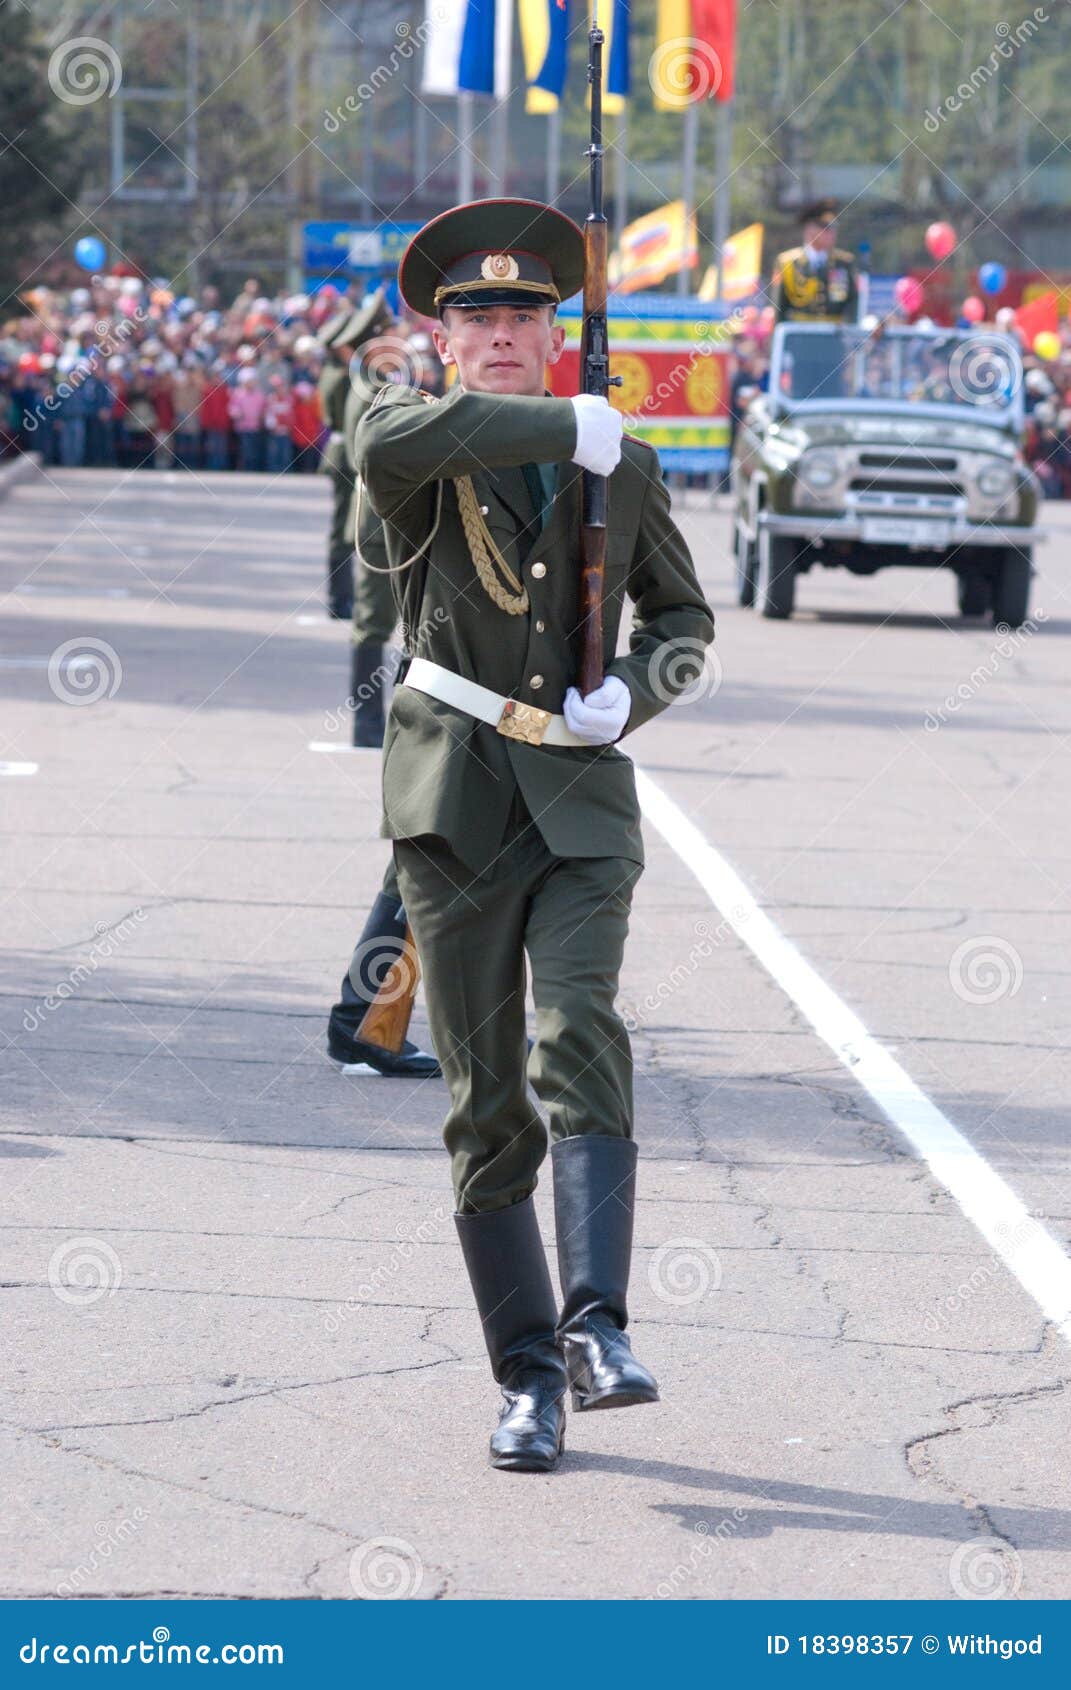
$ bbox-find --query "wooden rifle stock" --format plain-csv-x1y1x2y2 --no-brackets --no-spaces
358,925,421,1056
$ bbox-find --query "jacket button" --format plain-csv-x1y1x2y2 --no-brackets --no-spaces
479,504,489,515
535,619,545,633
530,674,544,689
531,561,546,578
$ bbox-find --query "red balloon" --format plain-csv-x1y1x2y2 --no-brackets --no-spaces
961,295,985,323
894,275,924,315
925,221,957,261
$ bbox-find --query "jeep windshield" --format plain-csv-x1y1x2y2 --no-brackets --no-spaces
770,325,1023,426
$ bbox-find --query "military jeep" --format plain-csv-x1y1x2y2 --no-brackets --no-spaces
731,323,1043,626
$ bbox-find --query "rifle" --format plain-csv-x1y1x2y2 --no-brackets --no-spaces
577,5,622,698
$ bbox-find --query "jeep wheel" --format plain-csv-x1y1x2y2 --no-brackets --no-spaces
991,546,1032,630
734,520,757,607
757,534,797,619
957,574,991,618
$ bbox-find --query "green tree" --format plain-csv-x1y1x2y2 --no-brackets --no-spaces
0,0,86,312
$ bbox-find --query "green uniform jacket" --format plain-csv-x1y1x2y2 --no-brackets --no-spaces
773,246,859,324
317,363,350,473
357,382,715,875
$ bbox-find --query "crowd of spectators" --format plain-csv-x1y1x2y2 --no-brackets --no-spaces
4,269,1071,498
0,272,419,474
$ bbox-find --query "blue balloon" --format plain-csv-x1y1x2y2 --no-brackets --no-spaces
978,261,1007,296
74,235,106,272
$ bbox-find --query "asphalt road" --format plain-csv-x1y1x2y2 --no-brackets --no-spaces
1,459,1069,1602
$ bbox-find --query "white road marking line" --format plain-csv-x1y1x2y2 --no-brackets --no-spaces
0,762,38,776
308,741,376,754
635,765,1071,1346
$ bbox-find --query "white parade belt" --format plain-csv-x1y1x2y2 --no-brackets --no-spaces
401,657,586,749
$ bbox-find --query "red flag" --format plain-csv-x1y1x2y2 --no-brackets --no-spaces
1014,291,1059,346
692,0,736,102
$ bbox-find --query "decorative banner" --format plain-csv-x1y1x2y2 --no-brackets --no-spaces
698,221,762,302
303,221,421,283
610,199,698,294
548,293,732,472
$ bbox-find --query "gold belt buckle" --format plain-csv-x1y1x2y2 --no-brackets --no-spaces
496,698,552,746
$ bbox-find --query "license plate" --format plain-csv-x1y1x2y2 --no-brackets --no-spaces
861,516,951,547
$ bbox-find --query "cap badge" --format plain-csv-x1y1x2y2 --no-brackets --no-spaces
481,252,520,282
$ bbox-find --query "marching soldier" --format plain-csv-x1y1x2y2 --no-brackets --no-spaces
341,294,406,747
772,198,858,325
356,198,715,1472
316,291,394,618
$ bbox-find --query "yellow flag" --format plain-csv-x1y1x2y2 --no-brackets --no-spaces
610,199,698,294
698,222,763,302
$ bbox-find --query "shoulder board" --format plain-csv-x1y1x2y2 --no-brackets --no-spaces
366,382,434,413
622,431,654,448
775,246,804,265
834,248,855,262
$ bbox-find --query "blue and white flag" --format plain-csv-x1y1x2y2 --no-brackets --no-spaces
422,0,514,99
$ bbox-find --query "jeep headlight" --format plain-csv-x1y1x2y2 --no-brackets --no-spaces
799,449,839,491
976,461,1016,499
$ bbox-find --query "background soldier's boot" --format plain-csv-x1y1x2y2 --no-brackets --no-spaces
454,1196,568,1472
551,1135,660,1413
327,551,354,620
327,891,440,1077
350,641,387,748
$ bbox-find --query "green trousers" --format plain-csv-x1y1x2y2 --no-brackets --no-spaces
393,791,641,1214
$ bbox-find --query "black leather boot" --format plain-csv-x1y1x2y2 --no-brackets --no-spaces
327,891,440,1077
350,642,388,748
551,1135,660,1412
454,1196,567,1472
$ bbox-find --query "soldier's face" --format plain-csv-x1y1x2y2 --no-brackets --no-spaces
434,305,566,396
806,220,836,254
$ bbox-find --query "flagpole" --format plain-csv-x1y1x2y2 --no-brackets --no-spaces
491,93,509,193
458,90,474,200
712,98,734,306
677,100,698,296
546,106,561,203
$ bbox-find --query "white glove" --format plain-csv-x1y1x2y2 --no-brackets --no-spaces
563,675,631,745
569,394,623,477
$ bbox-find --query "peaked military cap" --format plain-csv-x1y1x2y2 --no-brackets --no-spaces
399,197,585,318
332,286,394,351
316,303,355,349
800,197,840,228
